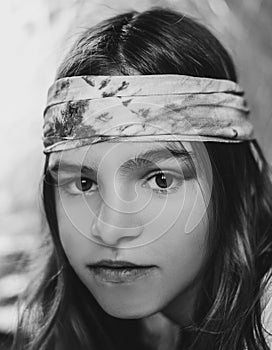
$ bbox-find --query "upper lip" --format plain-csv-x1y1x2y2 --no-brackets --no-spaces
87,259,155,268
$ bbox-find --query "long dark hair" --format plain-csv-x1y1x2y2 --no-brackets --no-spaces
13,7,272,350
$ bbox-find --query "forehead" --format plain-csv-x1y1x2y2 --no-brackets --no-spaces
48,141,194,169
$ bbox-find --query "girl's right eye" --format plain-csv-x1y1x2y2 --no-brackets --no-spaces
62,177,98,195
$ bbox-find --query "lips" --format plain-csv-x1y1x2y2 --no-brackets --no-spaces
87,259,157,283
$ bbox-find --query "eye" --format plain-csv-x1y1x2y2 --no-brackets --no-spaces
152,172,173,188
63,177,98,195
75,177,95,192
144,171,183,194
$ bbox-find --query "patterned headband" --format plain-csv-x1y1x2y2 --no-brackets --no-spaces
42,74,254,153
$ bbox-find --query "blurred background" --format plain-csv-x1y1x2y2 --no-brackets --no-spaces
0,0,271,342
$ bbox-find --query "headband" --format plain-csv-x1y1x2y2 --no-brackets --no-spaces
42,74,254,153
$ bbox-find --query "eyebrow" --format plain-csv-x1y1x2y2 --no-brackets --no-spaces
48,144,194,178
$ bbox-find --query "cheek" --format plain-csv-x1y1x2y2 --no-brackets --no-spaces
55,187,100,243
55,194,97,271
145,181,209,295
157,216,208,289
144,180,208,248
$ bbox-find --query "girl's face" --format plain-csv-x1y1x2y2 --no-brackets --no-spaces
48,141,211,325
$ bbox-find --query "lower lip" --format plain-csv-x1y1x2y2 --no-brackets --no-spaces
88,266,156,284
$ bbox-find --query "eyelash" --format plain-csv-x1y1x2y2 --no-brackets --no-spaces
59,171,185,196
143,171,184,194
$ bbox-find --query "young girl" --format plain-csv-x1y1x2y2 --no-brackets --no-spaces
13,7,272,350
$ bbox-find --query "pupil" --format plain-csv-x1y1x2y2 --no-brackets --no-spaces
155,173,173,188
77,178,92,191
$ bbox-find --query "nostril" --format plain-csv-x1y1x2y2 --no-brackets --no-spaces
90,218,144,246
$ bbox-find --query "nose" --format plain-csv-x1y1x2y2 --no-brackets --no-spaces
91,190,144,247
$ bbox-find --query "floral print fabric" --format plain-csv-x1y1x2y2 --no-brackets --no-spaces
43,74,254,153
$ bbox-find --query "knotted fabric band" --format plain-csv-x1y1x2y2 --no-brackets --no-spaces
42,74,254,153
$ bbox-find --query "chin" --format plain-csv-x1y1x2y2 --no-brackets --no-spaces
98,299,159,319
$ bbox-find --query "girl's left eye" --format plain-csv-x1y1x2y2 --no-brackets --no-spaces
143,171,183,194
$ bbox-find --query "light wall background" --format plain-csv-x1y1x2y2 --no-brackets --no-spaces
0,0,271,332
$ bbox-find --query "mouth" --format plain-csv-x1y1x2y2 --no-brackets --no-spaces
86,259,157,284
